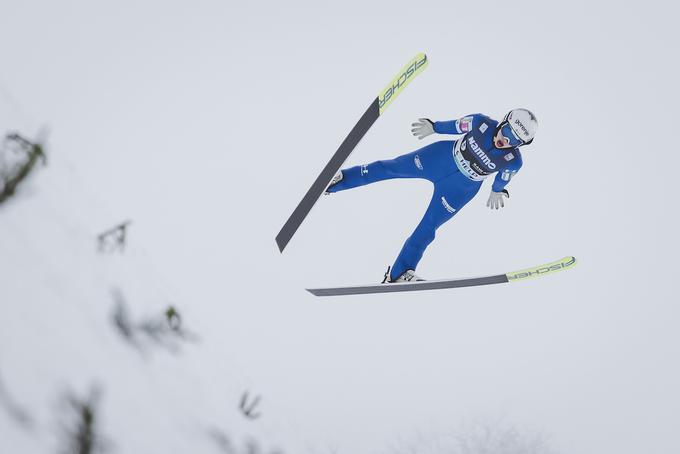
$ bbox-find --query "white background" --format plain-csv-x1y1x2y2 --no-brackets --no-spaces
1,0,679,453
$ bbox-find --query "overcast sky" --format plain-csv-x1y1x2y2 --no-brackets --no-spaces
1,1,679,453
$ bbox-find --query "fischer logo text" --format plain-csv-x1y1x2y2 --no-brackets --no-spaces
379,55,428,109
507,257,577,280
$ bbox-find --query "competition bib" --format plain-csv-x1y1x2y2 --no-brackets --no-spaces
452,137,492,181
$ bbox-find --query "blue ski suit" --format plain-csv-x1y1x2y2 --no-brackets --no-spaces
327,113,524,280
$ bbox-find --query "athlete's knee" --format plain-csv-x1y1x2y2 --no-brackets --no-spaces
406,227,436,250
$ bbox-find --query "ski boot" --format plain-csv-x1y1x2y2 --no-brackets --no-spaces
324,171,343,195
381,266,425,283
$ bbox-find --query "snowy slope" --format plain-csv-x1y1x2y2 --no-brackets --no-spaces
0,146,285,453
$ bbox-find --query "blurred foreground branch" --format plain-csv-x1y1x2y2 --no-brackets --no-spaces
0,132,47,206
239,391,262,420
111,289,198,356
97,221,131,253
59,386,109,454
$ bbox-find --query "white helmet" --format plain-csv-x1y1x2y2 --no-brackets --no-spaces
502,108,538,146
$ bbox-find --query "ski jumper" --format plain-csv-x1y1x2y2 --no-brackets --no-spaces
327,114,523,280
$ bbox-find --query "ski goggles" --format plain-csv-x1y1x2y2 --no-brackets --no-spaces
497,122,524,147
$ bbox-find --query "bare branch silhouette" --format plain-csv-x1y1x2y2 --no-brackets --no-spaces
97,221,131,254
0,132,47,206
59,385,110,454
110,289,198,355
110,289,146,356
239,391,262,420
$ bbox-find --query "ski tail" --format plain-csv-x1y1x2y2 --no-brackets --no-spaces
275,53,428,253
275,100,379,253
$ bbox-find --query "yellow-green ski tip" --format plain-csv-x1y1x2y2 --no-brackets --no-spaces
506,256,577,282
378,53,428,114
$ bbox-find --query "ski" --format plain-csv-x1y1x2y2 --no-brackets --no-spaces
275,53,429,253
307,256,577,297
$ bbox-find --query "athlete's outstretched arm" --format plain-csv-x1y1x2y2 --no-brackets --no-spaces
488,158,523,210
411,113,484,139
492,158,522,192
434,113,483,135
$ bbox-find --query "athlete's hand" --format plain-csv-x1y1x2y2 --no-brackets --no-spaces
487,189,509,210
411,118,435,140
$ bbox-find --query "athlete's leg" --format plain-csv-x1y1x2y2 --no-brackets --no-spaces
389,172,482,280
327,140,455,193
